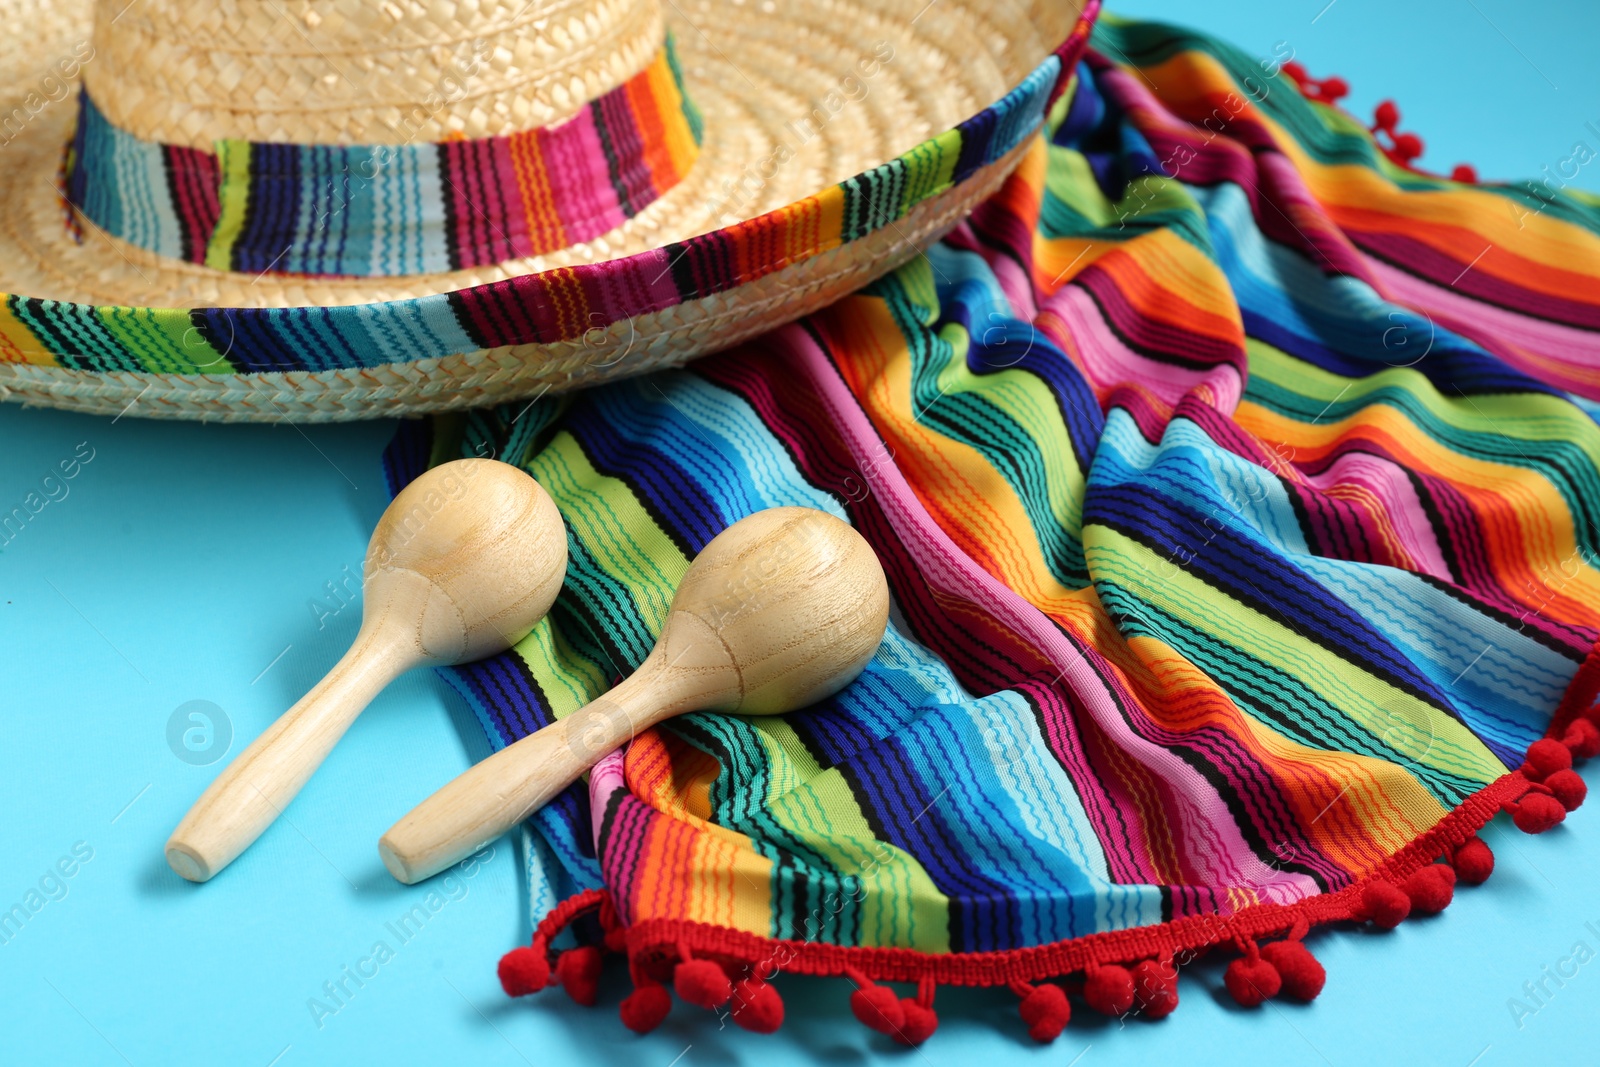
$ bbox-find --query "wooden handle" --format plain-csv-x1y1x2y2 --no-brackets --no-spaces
378,657,698,884
165,626,407,882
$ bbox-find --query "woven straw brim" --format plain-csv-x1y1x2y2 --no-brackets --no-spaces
0,137,1034,421
0,0,1086,420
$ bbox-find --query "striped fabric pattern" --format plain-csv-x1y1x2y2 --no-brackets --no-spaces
384,15,1600,959
2,47,1064,372
61,39,702,278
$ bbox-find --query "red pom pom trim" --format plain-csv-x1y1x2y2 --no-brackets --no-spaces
1083,962,1136,1016
1401,863,1455,916
1452,835,1495,886
731,977,785,1034
1545,769,1588,812
897,1000,939,1045
1563,717,1600,760
1361,880,1411,929
674,946,732,1010
1260,939,1325,1002
1507,789,1567,834
847,968,906,1036
497,942,551,997
893,979,940,1046
1523,737,1574,780
620,983,673,1034
1013,981,1071,1043
555,945,604,1007
1224,942,1281,1008
1131,958,1179,1020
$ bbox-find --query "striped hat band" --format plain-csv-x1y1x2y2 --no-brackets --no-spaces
63,35,703,280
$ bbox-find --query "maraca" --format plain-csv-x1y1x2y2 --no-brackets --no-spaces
378,506,890,885
165,459,568,883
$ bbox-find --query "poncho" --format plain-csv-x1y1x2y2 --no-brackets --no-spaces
381,13,1600,1042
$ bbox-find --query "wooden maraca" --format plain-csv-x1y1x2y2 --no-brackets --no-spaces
165,458,568,883
378,506,890,885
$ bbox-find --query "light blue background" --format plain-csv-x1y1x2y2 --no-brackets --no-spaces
4,2,1600,1064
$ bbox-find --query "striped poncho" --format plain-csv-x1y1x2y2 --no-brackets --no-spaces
383,13,1600,1041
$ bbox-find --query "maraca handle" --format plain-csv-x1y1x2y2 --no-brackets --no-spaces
166,630,407,882
379,668,669,885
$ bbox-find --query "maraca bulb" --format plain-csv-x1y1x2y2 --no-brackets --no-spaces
367,458,568,664
662,507,890,715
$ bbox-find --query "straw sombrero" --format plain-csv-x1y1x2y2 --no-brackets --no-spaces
0,0,1093,421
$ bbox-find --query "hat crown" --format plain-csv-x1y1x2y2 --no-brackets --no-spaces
85,0,664,148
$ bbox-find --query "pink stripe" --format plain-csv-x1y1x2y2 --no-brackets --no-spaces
575,248,689,332
1042,284,1246,413
1369,258,1600,401
541,108,628,244
483,138,530,261
165,146,220,264
591,750,627,854
1299,450,1454,577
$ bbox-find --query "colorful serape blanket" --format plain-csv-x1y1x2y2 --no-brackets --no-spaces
382,13,1600,1042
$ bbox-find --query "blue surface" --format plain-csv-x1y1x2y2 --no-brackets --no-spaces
4,3,1600,1064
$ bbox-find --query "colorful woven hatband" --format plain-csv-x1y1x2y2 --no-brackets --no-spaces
383,13,1600,1042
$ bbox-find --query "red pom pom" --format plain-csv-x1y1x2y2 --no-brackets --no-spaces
1131,959,1179,1020
1452,835,1495,885
895,1000,939,1046
1450,163,1479,183
1523,737,1574,779
1318,75,1349,101
1373,99,1401,132
674,958,732,1010
730,978,784,1034
1281,60,1308,86
1391,132,1424,162
1545,769,1587,812
1361,880,1411,929
554,945,604,1007
1018,983,1071,1043
851,984,905,1035
1510,791,1567,834
1401,864,1455,915
1565,718,1600,760
498,945,550,997
1084,964,1136,1016
1224,953,1281,1008
1259,941,1325,1002
619,984,672,1034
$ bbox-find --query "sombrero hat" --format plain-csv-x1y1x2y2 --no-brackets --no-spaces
0,0,1094,421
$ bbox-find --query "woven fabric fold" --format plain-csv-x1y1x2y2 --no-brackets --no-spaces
385,13,1600,1028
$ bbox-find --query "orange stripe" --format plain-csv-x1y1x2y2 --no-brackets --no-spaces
626,55,686,189
507,128,566,253
647,53,700,181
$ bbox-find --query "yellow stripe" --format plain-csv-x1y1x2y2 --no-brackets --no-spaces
0,301,54,365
